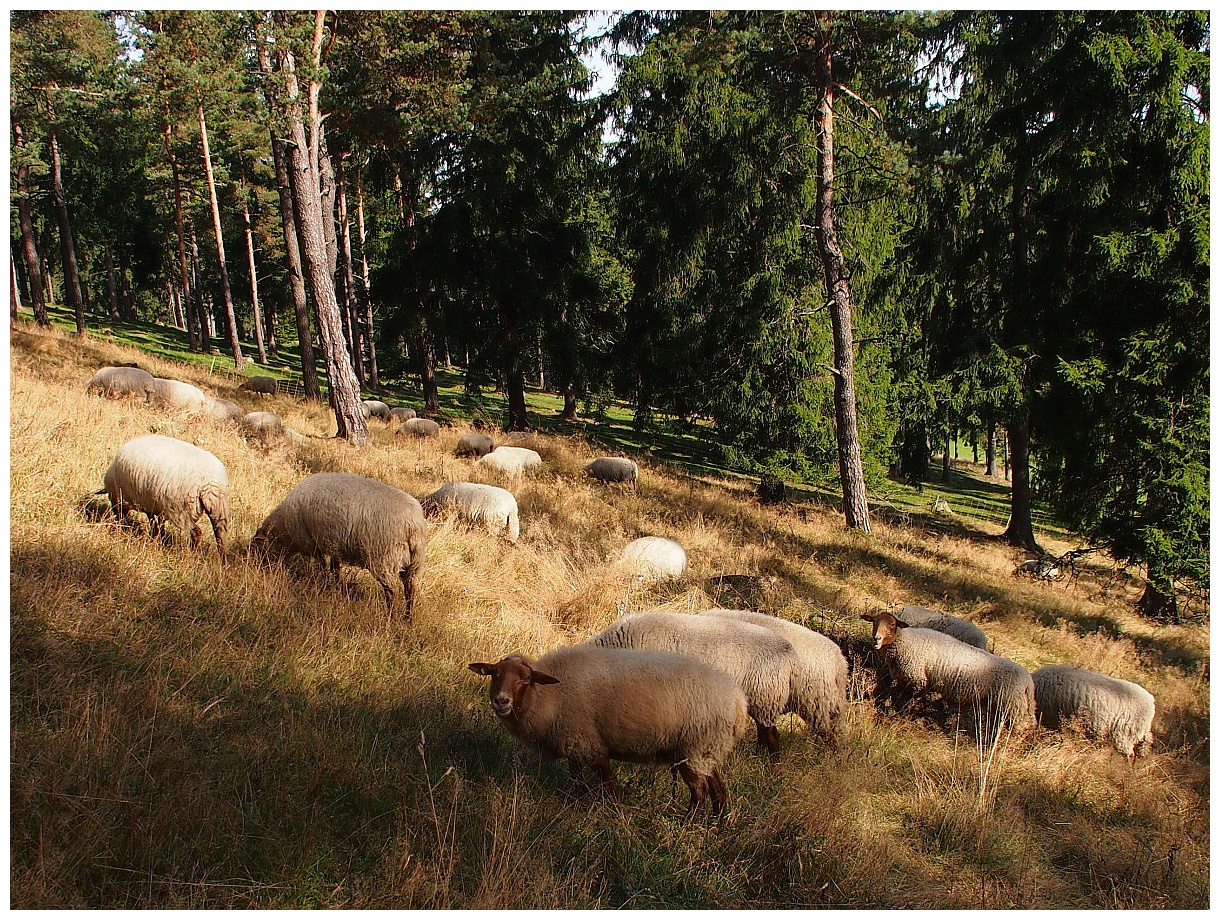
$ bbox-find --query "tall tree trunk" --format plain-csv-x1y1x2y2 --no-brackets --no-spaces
13,123,48,327
198,103,244,370
103,245,119,319
163,110,200,351
118,250,137,322
40,247,55,306
354,168,379,387
188,221,210,347
272,10,368,445
11,258,21,321
239,163,268,364
334,157,365,384
561,383,579,422
985,421,997,477
813,16,871,532
45,107,85,335
417,323,440,414
506,361,529,431
1002,410,1040,551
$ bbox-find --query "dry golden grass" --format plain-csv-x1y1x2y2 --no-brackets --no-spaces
9,322,1209,908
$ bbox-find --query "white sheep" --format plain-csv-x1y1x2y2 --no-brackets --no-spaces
455,432,495,458
618,536,687,580
476,445,542,477
85,365,154,400
397,417,440,438
469,645,749,817
422,481,520,543
238,376,278,397
102,434,230,559
238,411,304,445
389,406,417,424
700,608,847,743
861,609,1035,737
147,376,210,411
588,610,799,756
250,472,427,619
893,605,989,650
362,399,392,422
201,397,245,421
1032,664,1155,759
585,457,638,484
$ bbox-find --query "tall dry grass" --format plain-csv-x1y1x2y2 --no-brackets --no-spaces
9,323,1210,908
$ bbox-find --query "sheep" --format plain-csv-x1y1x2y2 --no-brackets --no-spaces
422,481,519,543
362,399,392,422
85,365,155,400
102,434,229,559
618,536,687,580
477,445,543,477
468,645,749,817
201,397,245,421
585,456,638,484
389,406,417,425
1032,664,1155,759
893,605,989,651
455,432,495,458
588,610,800,757
239,410,287,443
861,609,1035,737
700,608,847,744
250,472,427,619
147,376,210,411
397,417,440,438
238,375,278,397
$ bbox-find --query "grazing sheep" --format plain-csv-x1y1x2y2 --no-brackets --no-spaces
398,417,440,438
201,397,245,421
390,406,417,424
102,434,229,559
469,645,749,817
893,605,989,651
455,432,495,458
423,481,520,543
588,610,799,756
477,445,543,477
147,377,210,411
250,472,427,619
1032,664,1155,759
85,365,155,400
700,609,848,743
362,399,392,422
618,536,687,580
239,410,287,442
238,375,278,397
862,610,1035,737
585,457,638,484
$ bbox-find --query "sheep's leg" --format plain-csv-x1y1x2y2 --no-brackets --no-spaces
209,517,228,562
399,569,417,621
377,578,398,619
677,763,708,819
189,520,204,550
755,721,781,759
591,757,619,800
707,769,729,818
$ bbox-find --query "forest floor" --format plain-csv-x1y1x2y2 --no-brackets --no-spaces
9,318,1210,908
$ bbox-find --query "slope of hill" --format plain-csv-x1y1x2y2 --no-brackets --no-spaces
9,322,1209,908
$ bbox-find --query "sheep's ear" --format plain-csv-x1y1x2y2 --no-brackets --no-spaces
530,670,560,686
860,612,876,622
468,662,495,676
893,617,910,629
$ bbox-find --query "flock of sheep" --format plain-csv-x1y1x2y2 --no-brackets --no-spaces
85,362,1158,819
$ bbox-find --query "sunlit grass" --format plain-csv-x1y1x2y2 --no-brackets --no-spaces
9,320,1209,908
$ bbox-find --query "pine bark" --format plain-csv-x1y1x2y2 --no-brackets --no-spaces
13,122,49,327
45,103,85,336
354,170,379,387
1001,410,1040,551
11,258,21,321
813,18,871,532
335,158,365,383
985,421,997,477
417,325,440,415
162,111,200,351
198,103,244,370
273,11,368,445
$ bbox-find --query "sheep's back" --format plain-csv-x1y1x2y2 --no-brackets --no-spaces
104,434,228,524
619,536,687,579
148,377,210,410
1032,664,1155,755
899,605,989,650
586,457,638,483
86,366,154,399
424,481,518,540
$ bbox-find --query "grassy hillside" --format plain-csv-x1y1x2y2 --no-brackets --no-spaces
9,321,1209,908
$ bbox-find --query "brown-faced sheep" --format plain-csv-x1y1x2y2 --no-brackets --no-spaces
250,472,426,619
862,610,1035,738
469,645,749,817
102,434,230,559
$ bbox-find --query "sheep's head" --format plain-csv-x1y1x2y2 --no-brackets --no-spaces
860,610,909,650
469,656,559,718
